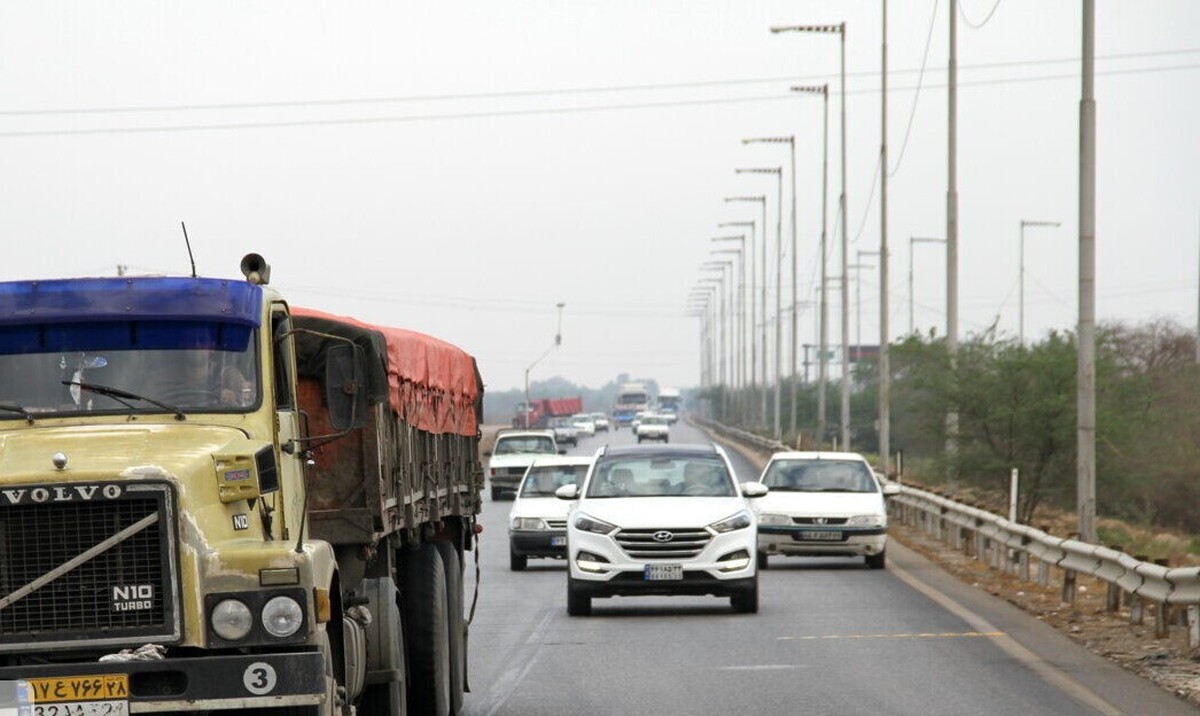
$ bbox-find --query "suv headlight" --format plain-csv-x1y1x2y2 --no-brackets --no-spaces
846,514,885,527
211,598,253,641
756,512,790,526
511,517,548,530
709,510,752,533
262,595,304,638
574,514,617,535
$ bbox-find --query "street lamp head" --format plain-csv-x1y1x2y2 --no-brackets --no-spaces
1021,219,1062,228
743,136,794,146
723,196,766,204
711,248,741,256
770,23,844,35
790,84,829,96
735,167,782,176
711,235,745,243
718,221,754,229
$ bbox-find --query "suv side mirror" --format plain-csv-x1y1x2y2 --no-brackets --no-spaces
325,343,368,431
555,484,579,500
741,482,769,498
882,483,901,497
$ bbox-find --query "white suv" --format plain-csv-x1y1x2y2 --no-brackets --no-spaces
557,444,767,615
485,430,561,500
754,451,899,569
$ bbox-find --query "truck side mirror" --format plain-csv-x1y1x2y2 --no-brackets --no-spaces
326,343,368,431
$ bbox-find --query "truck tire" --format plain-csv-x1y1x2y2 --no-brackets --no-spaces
401,544,451,716
433,541,466,715
866,549,886,569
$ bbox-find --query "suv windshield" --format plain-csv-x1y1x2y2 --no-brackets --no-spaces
520,464,588,497
0,342,260,418
586,455,733,498
494,436,556,455
761,459,878,493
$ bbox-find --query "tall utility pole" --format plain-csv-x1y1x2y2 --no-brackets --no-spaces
878,0,892,475
856,249,880,365
909,237,945,334
734,171,781,433
793,84,830,445
1077,0,1097,543
946,1,960,450
712,236,746,393
773,23,847,448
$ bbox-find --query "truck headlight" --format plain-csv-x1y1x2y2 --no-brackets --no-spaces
756,513,790,526
211,599,253,641
847,514,885,527
512,517,548,530
709,510,752,533
262,595,304,638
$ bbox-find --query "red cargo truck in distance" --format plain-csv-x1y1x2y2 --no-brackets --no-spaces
514,396,584,428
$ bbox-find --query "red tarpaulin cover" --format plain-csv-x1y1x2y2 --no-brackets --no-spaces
292,307,480,437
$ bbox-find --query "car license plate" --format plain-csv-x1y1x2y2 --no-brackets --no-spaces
27,675,129,716
550,536,566,547
797,531,842,541
644,563,683,581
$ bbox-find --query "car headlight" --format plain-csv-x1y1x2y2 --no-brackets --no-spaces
511,517,548,530
211,598,253,641
756,512,790,526
846,514,886,527
261,595,304,638
574,514,617,535
709,510,752,533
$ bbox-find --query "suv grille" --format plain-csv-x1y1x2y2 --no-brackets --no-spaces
0,482,179,651
615,528,711,559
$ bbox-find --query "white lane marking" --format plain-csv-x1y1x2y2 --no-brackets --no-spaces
481,608,554,716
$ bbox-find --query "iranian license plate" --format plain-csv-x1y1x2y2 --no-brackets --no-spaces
549,536,566,547
27,675,129,716
797,531,842,541
644,563,683,581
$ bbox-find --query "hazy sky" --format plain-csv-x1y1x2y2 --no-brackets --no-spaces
1,2,1197,393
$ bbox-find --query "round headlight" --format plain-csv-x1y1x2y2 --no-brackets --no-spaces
211,599,253,641
262,595,304,638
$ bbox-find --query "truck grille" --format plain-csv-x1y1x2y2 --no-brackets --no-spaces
615,527,711,559
0,482,179,652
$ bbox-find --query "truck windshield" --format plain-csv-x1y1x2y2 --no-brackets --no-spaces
0,341,260,418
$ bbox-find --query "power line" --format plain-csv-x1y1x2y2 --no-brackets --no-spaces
0,47,1195,119
959,0,1005,30
889,0,939,178
1,62,1196,138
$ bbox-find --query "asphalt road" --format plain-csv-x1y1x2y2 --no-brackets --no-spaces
462,421,1198,716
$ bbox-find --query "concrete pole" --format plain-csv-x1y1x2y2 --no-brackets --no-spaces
946,0,960,448
879,0,892,475
1077,0,1097,543
789,137,799,439
761,199,770,429
775,169,784,440
819,86,830,446
839,23,851,451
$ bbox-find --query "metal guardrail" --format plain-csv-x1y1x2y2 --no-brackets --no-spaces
692,415,1200,647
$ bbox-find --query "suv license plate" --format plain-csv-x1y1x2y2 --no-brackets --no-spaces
797,531,842,541
644,563,683,581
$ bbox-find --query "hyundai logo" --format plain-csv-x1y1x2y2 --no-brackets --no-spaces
652,530,674,543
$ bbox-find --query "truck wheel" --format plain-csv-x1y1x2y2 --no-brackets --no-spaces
433,541,466,716
509,547,527,571
566,577,591,616
866,550,886,570
401,543,451,716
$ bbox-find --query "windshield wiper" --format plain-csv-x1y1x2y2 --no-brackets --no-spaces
0,403,35,424
62,381,186,421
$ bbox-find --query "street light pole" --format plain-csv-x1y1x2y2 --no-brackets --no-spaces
772,21,849,449
721,211,762,420
1078,0,1097,542
744,137,799,439
725,198,769,429
523,302,566,428
793,84,830,444
712,236,747,393
1019,219,1062,345
879,0,892,474
856,250,879,366
908,237,945,335
736,166,784,437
